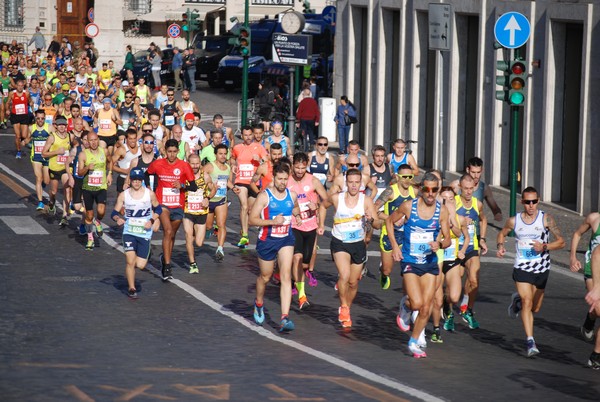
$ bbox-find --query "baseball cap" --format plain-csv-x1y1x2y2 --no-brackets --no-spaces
102,98,113,104
129,168,145,181
61,83,69,90
122,80,129,86
54,116,68,125
184,113,195,121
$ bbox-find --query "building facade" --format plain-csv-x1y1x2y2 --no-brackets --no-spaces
333,0,600,214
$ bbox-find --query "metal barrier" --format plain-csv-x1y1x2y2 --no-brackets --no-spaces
235,98,256,137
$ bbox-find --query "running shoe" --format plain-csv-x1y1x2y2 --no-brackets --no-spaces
306,270,318,287
48,204,56,215
459,302,468,315
237,236,249,248
379,272,391,290
342,317,353,328
396,296,411,332
279,317,295,333
338,305,350,324
36,201,44,211
581,325,595,343
292,286,298,296
215,247,225,261
59,216,68,227
431,327,443,343
15,151,22,159
360,264,368,279
443,313,455,332
461,309,480,329
85,239,94,250
253,302,265,325
508,292,522,319
418,329,427,348
78,224,87,236
299,296,310,311
128,288,138,299
0,122,7,130
205,229,213,240
189,262,199,274
587,352,600,369
162,263,173,281
526,339,540,357
408,341,427,358
94,219,103,237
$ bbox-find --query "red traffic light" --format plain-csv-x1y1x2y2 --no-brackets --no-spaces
182,13,188,21
511,62,525,75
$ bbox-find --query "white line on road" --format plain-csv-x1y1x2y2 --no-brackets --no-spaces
0,203,26,209
0,215,48,234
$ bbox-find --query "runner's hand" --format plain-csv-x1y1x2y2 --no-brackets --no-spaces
272,214,285,225
570,257,582,272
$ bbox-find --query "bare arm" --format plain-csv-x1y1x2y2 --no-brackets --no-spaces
496,217,516,258
484,184,503,221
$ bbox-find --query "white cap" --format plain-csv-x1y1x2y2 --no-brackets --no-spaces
122,80,129,86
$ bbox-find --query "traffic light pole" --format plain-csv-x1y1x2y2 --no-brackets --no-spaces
185,8,191,49
241,0,249,127
288,67,296,153
509,47,521,219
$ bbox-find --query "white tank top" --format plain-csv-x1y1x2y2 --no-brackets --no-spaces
123,187,153,239
118,146,142,178
514,211,551,273
332,192,366,243
153,125,165,142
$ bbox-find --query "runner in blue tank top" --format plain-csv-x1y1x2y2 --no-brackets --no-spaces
385,171,450,358
387,139,419,176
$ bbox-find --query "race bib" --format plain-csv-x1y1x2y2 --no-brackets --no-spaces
45,115,54,125
298,201,315,220
271,215,292,238
162,187,180,207
239,164,254,179
409,232,434,257
56,151,69,165
165,115,175,126
313,172,327,185
517,239,541,261
127,218,148,235
34,140,45,154
187,191,204,213
15,104,26,115
99,118,111,130
87,170,103,186
338,220,363,242
216,178,228,197
443,241,457,261
82,106,90,116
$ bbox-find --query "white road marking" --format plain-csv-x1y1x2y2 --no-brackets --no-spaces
0,203,26,209
0,216,48,234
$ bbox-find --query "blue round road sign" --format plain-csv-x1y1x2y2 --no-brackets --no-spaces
168,23,181,39
494,12,530,49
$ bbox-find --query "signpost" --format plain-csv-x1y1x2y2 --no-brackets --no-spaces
87,7,94,22
85,23,99,39
272,34,312,65
167,23,181,39
494,12,531,219
322,6,336,26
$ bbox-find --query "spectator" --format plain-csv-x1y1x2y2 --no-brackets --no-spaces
47,36,61,54
335,95,357,154
28,27,46,51
296,88,320,152
183,47,197,92
172,47,183,91
148,51,162,90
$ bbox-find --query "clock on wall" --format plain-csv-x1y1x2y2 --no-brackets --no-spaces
281,11,306,34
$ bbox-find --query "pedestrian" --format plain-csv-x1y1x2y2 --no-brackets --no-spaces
335,95,356,155
172,47,183,91
47,35,61,55
184,47,197,92
28,27,46,52
111,168,161,299
123,45,134,82
296,88,320,152
496,186,565,357
148,50,162,90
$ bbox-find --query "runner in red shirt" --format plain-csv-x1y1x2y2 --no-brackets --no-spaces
6,79,31,158
147,138,197,280
231,125,267,248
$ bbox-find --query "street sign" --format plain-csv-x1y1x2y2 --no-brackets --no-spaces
322,5,336,26
494,12,530,49
428,3,453,51
168,23,181,39
85,23,99,38
272,34,312,66
87,7,94,22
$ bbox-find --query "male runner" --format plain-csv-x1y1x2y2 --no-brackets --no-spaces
111,168,161,298
212,113,234,150
497,187,565,357
250,143,283,193
387,138,419,176
94,97,122,156
584,247,600,368
28,109,52,210
307,136,335,188
128,129,158,191
250,163,302,332
264,121,292,158
111,128,141,193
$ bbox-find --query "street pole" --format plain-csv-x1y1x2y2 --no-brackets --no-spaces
186,8,191,49
509,47,520,218
241,0,249,127
288,66,296,153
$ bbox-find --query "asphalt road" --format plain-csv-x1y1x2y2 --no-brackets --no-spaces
1,84,599,401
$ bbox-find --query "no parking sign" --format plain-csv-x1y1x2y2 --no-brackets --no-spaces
168,24,181,39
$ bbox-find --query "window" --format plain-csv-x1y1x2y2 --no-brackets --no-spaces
129,0,152,15
4,0,24,29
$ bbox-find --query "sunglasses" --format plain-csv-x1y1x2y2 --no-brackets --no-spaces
125,96,133,99
421,186,439,193
317,143,328,146
399,174,414,180
522,199,539,205
347,163,360,167
167,93,174,96
143,140,155,145
142,129,153,133
84,92,89,94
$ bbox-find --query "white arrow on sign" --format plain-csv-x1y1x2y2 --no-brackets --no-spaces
504,15,521,47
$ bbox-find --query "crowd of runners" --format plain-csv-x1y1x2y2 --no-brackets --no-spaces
4,47,600,366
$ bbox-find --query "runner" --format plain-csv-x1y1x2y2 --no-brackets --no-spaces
199,129,230,164
287,152,328,309
212,113,234,150
159,88,180,131
231,126,267,248
455,173,488,329
111,168,161,299
387,138,419,176
69,130,89,234
183,154,215,273
250,143,283,193
6,79,31,158
27,109,52,210
128,129,158,192
181,112,206,155
569,212,600,342
496,186,565,357
374,164,416,289
307,136,334,188
329,154,377,198
264,121,292,158
387,172,450,358
111,128,141,193
335,140,369,176
249,163,302,332
584,246,600,368
77,131,113,250
204,144,234,261
41,116,74,225
322,168,379,329
94,97,122,156
146,138,197,280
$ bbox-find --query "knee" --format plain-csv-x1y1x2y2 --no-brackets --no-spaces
347,279,358,290
195,237,204,247
520,297,533,311
163,227,174,239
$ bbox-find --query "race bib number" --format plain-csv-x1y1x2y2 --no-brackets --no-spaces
15,104,26,115
459,223,476,246
299,201,315,220
216,178,227,197
34,140,45,154
313,172,327,185
82,106,90,116
339,220,363,242
239,164,254,179
87,170,103,186
409,232,434,257
162,187,180,207
271,215,292,238
443,241,457,261
99,119,111,130
165,115,175,126
517,239,541,261
127,218,148,235
187,191,204,213
56,151,69,165
45,115,54,125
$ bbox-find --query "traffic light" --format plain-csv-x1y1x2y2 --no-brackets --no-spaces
182,12,188,31
508,60,527,106
302,0,312,14
239,25,251,57
495,60,510,102
182,10,201,32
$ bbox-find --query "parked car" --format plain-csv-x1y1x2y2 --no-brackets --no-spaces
195,34,235,88
121,48,175,87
